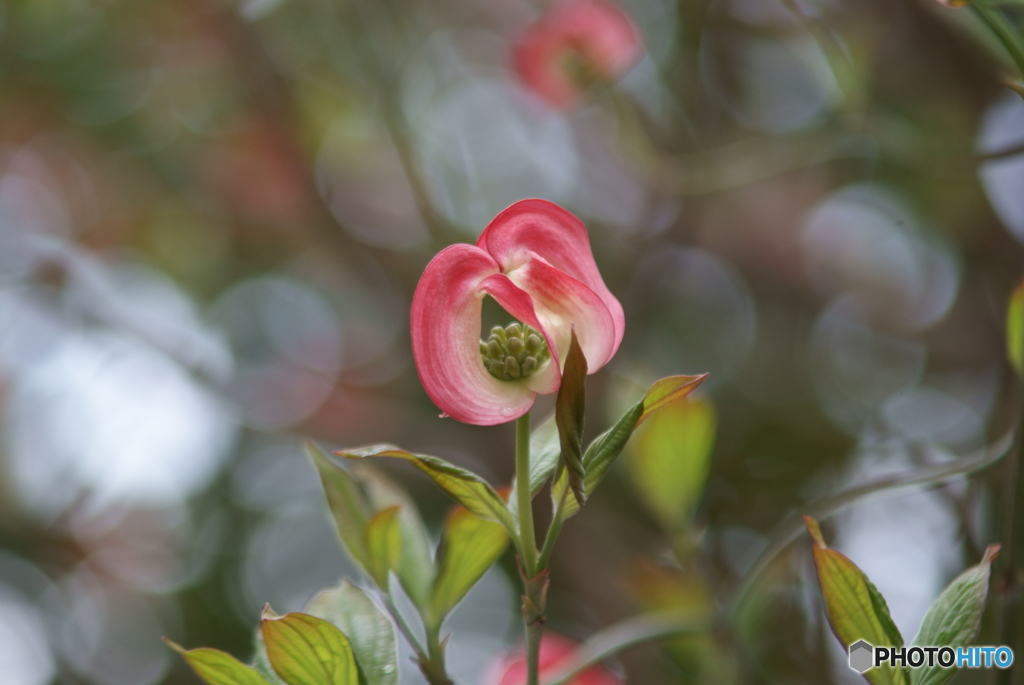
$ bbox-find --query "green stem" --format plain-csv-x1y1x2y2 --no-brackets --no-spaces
515,412,544,685
516,413,538,574
381,593,452,685
380,593,427,657
521,566,549,685
422,629,454,685
972,3,1024,79
538,479,570,570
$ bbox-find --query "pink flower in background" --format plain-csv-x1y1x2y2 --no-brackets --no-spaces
411,199,624,425
513,0,643,109
483,633,623,685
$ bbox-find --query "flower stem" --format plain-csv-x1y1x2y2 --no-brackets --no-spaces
515,412,545,685
381,592,452,685
520,564,549,685
516,413,539,573
422,629,455,685
538,479,570,570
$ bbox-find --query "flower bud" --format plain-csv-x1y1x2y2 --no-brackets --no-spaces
526,334,543,354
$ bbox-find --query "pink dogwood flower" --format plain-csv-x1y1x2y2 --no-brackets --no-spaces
410,199,624,425
482,632,623,685
513,0,643,109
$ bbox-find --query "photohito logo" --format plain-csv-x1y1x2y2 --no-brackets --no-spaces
848,640,1014,673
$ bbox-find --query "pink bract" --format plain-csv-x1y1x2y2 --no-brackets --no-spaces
482,632,623,685
410,199,624,425
513,0,643,109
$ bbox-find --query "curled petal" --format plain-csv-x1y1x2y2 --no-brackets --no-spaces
411,245,538,425
478,199,625,358
506,256,616,371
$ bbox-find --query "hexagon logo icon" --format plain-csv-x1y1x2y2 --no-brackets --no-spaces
849,640,874,673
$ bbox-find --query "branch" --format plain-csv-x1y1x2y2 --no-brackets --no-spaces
541,611,711,685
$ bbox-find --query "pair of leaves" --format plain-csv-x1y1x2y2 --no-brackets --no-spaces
550,374,709,520
311,444,508,629
169,612,360,685
172,581,399,685
309,443,436,608
509,374,708,526
306,581,400,685
806,516,998,685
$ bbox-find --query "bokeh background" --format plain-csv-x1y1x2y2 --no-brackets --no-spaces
1,0,1023,683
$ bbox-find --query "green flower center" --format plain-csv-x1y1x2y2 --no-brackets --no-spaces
480,323,550,381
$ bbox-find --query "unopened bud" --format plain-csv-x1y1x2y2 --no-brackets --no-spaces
526,334,543,354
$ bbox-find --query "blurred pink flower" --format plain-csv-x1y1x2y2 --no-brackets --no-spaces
410,199,624,425
513,0,643,109
483,632,623,685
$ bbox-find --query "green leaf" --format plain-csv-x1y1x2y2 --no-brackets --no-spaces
508,413,561,522
354,465,436,611
252,606,288,685
628,397,716,529
1008,277,1024,374
307,442,372,570
306,581,399,685
430,505,510,625
556,329,588,508
338,445,516,536
910,545,1000,685
635,375,710,427
165,640,272,685
805,517,907,685
365,506,403,588
552,374,708,519
261,613,360,685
